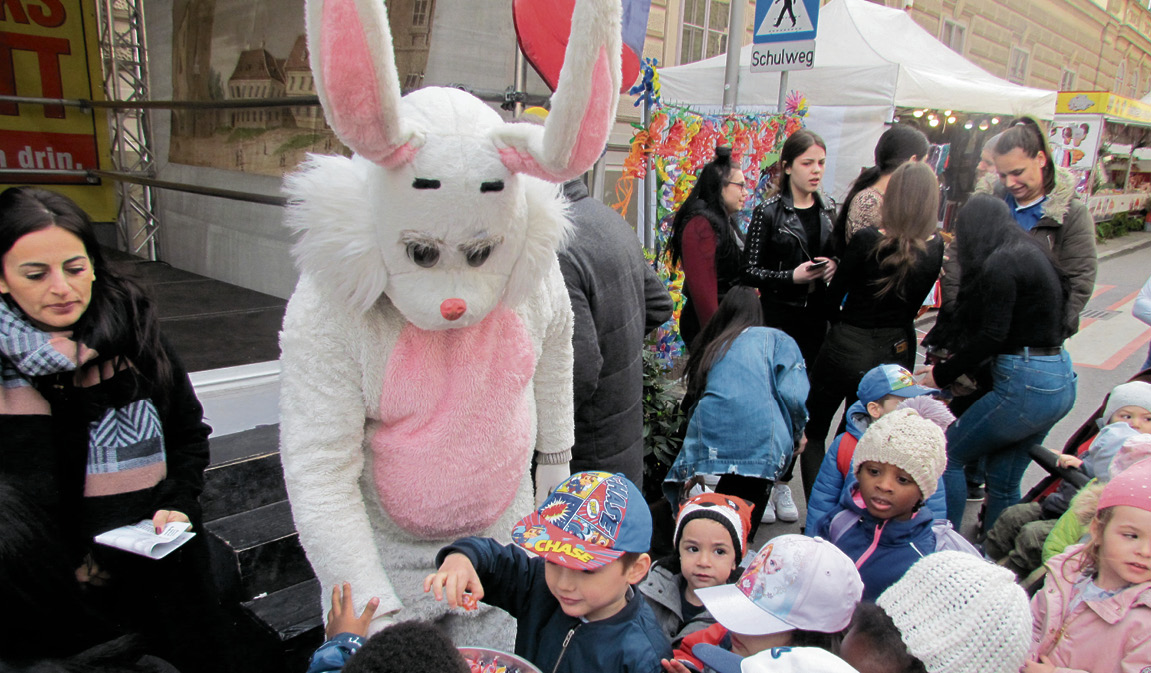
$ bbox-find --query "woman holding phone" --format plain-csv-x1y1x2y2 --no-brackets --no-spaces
740,130,837,521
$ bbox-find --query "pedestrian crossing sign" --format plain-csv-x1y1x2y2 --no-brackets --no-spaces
754,0,819,43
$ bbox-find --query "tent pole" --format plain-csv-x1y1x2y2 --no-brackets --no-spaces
643,96,656,250
722,0,747,111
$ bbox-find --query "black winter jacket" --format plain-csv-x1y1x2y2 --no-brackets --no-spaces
559,180,673,486
741,190,836,308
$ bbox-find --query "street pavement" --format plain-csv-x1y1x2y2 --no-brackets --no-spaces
749,230,1151,548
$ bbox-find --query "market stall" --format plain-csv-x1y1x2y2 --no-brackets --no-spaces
1053,91,1151,220
656,0,1057,199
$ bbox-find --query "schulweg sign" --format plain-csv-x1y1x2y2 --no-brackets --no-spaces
751,0,819,73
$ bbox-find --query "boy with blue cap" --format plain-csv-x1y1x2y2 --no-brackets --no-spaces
426,471,670,673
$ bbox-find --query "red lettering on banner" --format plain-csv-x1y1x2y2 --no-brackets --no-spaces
0,0,29,24
0,31,70,117
0,130,98,183
0,0,66,27
28,1,65,28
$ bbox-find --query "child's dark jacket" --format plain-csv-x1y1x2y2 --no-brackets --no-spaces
817,487,942,601
439,537,671,673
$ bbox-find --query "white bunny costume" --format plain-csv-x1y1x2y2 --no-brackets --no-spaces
278,0,623,642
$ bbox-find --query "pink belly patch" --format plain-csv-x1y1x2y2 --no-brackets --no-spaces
372,306,536,539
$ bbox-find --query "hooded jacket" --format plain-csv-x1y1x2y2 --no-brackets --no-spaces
805,402,950,535
1029,545,1151,673
637,563,717,644
741,190,836,309
941,166,1096,335
818,486,948,601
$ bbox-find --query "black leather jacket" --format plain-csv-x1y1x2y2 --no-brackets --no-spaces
741,190,836,308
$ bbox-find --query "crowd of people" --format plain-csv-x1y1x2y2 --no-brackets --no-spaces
2,112,1150,673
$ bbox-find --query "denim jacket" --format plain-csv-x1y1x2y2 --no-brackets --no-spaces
664,327,809,506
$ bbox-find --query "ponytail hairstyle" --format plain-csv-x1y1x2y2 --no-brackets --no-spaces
683,287,763,406
0,187,173,402
774,129,827,195
994,116,1056,196
670,146,737,266
871,162,938,300
833,125,929,254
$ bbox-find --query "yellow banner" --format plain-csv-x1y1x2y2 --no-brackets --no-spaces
1057,91,1151,125
0,0,116,220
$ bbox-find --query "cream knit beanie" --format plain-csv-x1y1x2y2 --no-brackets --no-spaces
852,408,946,499
877,551,1031,673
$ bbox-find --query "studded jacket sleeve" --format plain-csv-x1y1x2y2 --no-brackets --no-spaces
741,205,795,289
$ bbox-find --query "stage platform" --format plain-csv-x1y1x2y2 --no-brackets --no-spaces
113,251,287,442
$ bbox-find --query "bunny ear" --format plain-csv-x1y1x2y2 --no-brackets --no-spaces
306,0,421,167
493,0,622,183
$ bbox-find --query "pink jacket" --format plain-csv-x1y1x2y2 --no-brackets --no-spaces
1030,545,1151,673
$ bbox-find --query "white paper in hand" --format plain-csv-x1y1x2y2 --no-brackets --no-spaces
94,519,195,559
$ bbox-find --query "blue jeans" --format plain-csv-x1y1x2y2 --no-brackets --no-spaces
943,350,1076,530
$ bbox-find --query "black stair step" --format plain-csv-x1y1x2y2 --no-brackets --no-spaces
205,500,314,601
202,448,286,523
208,424,280,467
238,579,325,673
241,578,324,643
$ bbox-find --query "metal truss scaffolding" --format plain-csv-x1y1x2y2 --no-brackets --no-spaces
96,0,159,260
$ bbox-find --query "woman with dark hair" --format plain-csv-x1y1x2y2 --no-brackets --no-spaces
741,129,837,366
669,146,747,348
663,287,809,538
832,124,929,255
0,187,222,672
741,130,836,521
801,162,945,502
918,194,1076,531
990,116,1096,336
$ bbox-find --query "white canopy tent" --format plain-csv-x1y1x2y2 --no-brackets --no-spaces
657,0,1057,198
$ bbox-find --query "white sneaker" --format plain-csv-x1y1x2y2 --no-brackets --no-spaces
761,487,777,524
772,484,799,523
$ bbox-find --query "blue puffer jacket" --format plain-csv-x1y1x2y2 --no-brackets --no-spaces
805,402,949,534
438,537,670,673
664,327,809,506
817,487,943,601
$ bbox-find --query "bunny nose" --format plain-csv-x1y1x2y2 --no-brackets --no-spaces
440,298,467,321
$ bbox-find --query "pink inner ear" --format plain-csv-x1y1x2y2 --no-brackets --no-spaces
500,46,614,181
321,0,413,166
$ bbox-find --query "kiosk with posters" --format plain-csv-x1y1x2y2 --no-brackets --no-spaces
1053,91,1151,220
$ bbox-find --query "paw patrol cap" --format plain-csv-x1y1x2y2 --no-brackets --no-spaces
695,535,863,636
511,471,651,570
857,364,937,406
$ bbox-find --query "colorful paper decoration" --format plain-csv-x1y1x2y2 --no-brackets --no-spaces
616,64,808,364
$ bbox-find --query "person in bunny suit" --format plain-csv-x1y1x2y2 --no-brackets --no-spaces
278,0,623,645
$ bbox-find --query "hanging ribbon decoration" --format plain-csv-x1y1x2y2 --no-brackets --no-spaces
616,60,810,364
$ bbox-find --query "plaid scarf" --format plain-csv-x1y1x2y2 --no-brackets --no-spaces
0,300,166,497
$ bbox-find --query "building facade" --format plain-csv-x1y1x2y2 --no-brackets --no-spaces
865,0,1151,98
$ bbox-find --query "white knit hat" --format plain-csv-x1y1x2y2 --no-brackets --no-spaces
876,552,1031,673
1099,381,1151,429
852,408,946,499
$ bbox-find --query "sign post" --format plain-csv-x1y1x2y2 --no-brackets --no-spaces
751,0,819,73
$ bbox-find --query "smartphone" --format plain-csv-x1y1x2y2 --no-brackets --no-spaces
809,259,829,269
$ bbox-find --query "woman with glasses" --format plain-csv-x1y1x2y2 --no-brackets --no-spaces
669,145,748,349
